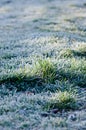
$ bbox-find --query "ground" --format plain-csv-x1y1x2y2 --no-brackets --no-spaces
0,0,86,130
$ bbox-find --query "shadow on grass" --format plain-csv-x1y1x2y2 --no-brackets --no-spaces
0,58,86,93
0,68,85,93
73,50,86,57
60,48,86,58
43,91,77,111
57,69,86,87
0,59,57,92
0,74,44,92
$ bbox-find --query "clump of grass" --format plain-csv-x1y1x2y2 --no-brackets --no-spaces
0,68,30,83
75,45,86,57
60,45,86,58
54,91,76,109
60,49,74,58
68,58,86,87
57,58,86,87
44,91,77,111
33,59,57,83
0,66,39,91
64,18,75,23
0,59,57,91
69,58,86,73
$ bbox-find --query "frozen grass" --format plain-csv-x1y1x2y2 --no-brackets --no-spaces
0,57,86,91
0,59,57,91
1,53,17,59
75,45,86,57
60,49,74,58
0,65,43,91
44,91,77,111
60,44,86,58
57,58,86,87
0,0,86,129
0,91,85,130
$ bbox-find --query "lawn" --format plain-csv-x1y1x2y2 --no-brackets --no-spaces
0,0,86,130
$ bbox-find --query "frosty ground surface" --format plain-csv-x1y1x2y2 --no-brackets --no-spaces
0,0,86,130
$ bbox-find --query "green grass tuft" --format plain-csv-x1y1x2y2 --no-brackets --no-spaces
60,49,74,58
33,59,57,83
60,45,86,58
0,59,57,91
74,45,86,57
44,91,77,111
